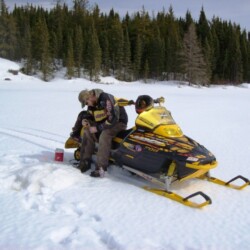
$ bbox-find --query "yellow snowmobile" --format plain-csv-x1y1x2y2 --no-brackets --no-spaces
111,95,249,208
66,95,249,208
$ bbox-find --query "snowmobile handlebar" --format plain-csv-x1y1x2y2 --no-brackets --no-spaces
154,97,165,104
128,100,135,105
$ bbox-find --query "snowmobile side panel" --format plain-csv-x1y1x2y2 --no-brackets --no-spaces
114,143,171,173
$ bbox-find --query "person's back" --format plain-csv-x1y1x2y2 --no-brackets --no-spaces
94,92,128,132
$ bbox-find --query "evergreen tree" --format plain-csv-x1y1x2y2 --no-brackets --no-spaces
22,22,33,75
73,0,89,12
66,36,74,79
209,25,220,83
227,25,243,83
107,10,123,78
122,26,132,81
74,25,83,78
0,0,7,14
203,38,212,83
197,7,210,47
182,23,209,85
84,20,102,81
2,1,250,84
32,16,52,81
6,15,17,60
143,59,149,83
184,10,193,32
161,6,183,79
0,0,17,59
133,34,142,80
197,7,212,83
50,3,64,63
100,31,110,76
146,25,164,79
40,22,52,81
240,31,249,81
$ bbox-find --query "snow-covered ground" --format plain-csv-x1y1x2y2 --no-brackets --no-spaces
0,57,250,250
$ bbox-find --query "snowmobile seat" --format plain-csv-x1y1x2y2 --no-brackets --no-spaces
135,95,154,114
112,128,133,149
116,128,133,139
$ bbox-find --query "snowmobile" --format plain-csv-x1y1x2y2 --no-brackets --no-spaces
65,130,83,161
65,95,250,208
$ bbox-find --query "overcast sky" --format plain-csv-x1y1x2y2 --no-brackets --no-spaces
7,0,250,32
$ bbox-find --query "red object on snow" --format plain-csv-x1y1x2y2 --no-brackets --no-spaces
55,148,64,162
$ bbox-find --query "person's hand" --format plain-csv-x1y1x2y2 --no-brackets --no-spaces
82,119,90,128
89,126,97,133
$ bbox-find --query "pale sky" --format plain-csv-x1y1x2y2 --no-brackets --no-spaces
7,0,250,32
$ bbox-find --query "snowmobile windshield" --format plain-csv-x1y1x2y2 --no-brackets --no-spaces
135,106,176,130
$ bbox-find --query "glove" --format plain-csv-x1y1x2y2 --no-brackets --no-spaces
154,97,165,103
82,119,90,128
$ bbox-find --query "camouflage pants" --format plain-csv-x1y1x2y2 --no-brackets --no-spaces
79,122,127,169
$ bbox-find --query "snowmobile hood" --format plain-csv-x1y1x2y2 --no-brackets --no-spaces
135,106,183,137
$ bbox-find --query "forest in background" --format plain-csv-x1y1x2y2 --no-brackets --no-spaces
0,0,250,84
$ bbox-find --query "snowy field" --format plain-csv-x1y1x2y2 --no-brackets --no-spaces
0,57,250,250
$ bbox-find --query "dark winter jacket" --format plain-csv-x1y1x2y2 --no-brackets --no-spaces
96,92,128,132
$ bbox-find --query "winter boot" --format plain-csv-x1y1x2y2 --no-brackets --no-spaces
78,158,92,173
90,165,107,178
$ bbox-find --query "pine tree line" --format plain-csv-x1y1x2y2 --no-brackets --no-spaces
0,0,250,84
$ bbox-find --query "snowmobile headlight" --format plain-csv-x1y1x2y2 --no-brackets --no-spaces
165,128,182,136
155,125,183,138
166,129,174,135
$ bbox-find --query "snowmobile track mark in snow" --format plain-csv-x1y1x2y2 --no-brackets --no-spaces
0,127,63,151
20,127,65,139
6,127,64,144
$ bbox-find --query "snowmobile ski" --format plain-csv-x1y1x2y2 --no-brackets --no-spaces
198,174,250,190
144,187,212,208
122,165,211,208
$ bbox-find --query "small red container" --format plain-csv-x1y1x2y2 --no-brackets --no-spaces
54,148,64,162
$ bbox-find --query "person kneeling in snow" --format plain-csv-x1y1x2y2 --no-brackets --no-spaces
78,89,128,177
